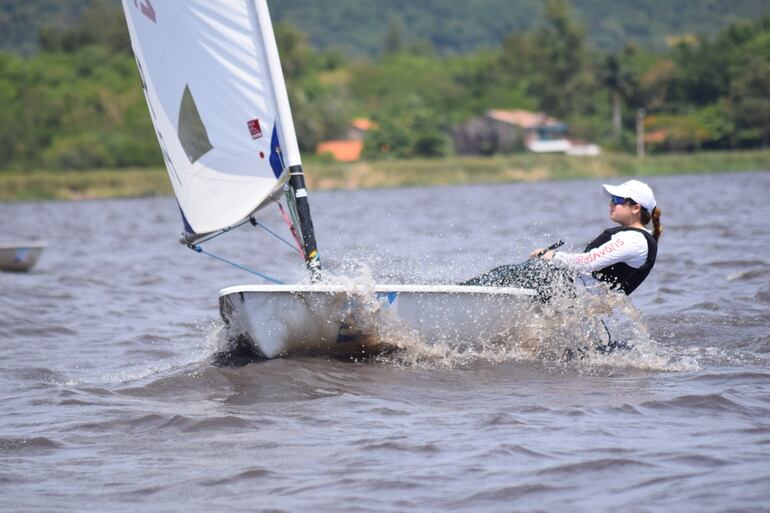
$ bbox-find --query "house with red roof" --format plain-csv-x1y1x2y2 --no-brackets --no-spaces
315,118,377,162
453,109,599,156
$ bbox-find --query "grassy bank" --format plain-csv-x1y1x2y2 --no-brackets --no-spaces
2,149,769,202
305,148,770,189
0,168,173,202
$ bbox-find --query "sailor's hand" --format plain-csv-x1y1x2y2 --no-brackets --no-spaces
530,248,556,260
530,248,545,258
540,250,555,261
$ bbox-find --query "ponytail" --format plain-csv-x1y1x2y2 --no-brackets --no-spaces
641,206,663,241
651,207,662,241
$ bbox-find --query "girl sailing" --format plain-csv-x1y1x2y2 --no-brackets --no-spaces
464,179,662,299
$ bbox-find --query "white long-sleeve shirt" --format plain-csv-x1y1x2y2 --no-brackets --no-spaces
553,230,650,273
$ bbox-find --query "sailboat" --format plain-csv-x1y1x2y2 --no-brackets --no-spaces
122,0,536,359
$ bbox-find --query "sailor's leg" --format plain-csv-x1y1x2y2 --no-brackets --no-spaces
461,263,528,287
462,260,575,303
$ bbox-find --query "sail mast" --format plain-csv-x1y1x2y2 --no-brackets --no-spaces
253,0,321,279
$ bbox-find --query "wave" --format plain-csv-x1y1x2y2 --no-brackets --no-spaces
641,393,754,414
0,437,62,453
536,458,654,476
727,268,770,281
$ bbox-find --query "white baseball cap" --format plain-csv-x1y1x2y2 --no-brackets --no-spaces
602,179,656,212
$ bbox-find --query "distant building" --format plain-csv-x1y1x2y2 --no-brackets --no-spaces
453,109,567,155
316,118,376,162
348,118,376,139
315,140,365,162
453,109,599,156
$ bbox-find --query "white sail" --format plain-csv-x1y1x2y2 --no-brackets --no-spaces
121,0,301,235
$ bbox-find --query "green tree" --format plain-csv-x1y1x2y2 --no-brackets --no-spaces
599,54,639,140
275,22,313,80
532,0,595,117
383,18,405,55
276,24,351,150
39,0,131,54
498,0,595,118
363,104,450,159
728,58,770,147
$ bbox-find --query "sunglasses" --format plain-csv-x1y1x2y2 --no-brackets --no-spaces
610,195,637,206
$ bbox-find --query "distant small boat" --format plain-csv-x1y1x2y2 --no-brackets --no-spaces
0,242,46,272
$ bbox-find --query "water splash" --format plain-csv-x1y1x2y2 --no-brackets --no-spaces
316,262,697,373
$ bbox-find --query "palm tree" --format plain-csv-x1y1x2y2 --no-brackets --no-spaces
600,55,638,140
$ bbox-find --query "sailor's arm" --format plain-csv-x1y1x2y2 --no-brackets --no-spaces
537,232,648,273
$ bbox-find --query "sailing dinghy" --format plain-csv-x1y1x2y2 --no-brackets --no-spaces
122,0,536,359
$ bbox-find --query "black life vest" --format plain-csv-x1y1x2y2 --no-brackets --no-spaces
583,226,657,295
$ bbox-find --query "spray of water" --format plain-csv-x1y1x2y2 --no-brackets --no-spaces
312,261,698,373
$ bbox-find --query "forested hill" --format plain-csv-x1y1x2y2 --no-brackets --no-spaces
3,0,770,56
272,0,770,55
1,0,92,55
1,0,768,171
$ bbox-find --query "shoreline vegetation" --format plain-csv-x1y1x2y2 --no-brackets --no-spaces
2,6,769,174
1,149,769,203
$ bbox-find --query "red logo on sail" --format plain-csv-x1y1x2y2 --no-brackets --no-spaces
134,0,156,23
248,119,263,139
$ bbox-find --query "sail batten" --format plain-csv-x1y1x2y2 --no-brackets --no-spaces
121,0,292,235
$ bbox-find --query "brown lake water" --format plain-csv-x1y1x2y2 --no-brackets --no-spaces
1,170,769,512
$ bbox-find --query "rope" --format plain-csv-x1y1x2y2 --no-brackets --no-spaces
250,214,303,256
190,245,285,285
183,201,308,284
274,203,332,276
277,202,305,258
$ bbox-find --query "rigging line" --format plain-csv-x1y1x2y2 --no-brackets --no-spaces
189,245,285,285
274,204,337,276
275,202,305,256
250,214,303,255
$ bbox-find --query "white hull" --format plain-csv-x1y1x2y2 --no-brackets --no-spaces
0,242,46,272
218,284,537,359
